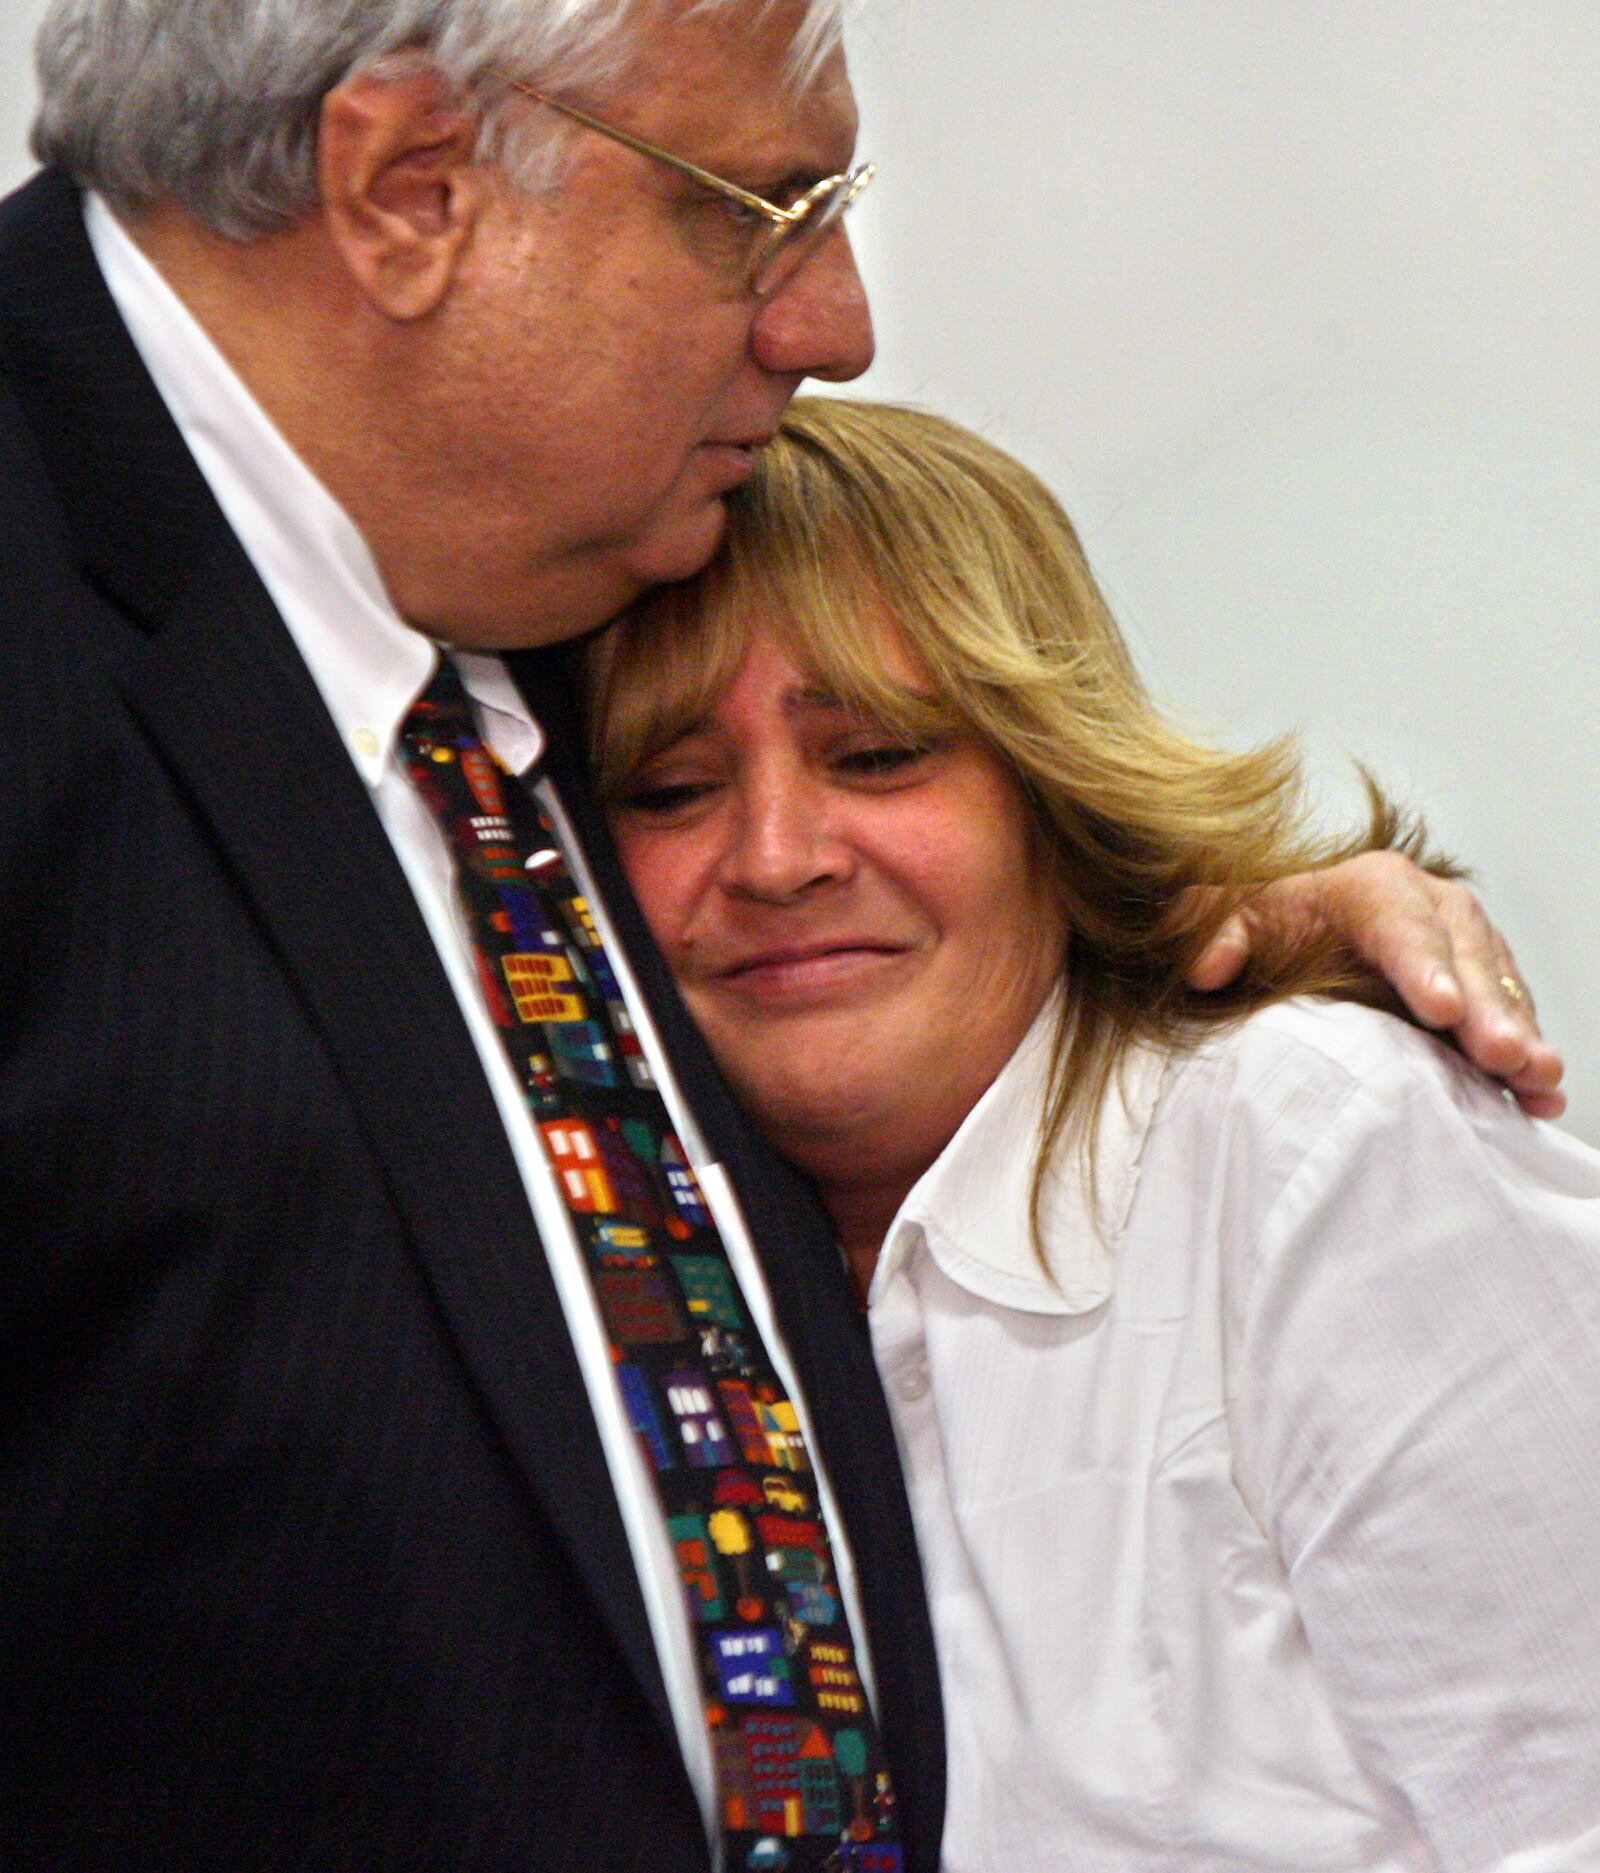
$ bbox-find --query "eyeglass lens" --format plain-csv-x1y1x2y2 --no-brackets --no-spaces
751,173,868,296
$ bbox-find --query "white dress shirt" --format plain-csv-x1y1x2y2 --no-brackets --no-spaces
84,194,874,1864
872,995,1600,1873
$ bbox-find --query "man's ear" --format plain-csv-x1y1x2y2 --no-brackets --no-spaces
318,67,488,322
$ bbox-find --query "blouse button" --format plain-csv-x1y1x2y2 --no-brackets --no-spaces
898,1362,931,1404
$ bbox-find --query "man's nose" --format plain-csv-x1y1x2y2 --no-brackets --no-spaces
749,227,876,383
720,776,853,901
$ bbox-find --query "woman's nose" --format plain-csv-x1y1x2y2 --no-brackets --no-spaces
719,776,852,902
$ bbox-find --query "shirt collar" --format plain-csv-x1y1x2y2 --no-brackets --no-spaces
82,194,545,784
872,995,1172,1317
452,649,547,778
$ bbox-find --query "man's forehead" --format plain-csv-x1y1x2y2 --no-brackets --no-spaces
644,0,847,86
606,1,858,166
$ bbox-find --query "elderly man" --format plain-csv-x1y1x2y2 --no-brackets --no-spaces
0,2,1562,1869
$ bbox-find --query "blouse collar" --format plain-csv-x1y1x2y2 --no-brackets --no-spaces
872,996,1171,1317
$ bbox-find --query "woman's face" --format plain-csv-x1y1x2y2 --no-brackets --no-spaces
607,620,1066,1191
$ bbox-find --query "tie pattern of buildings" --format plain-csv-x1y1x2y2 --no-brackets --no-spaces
402,661,903,1873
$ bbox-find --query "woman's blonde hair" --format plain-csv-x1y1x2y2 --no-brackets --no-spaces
584,396,1447,1244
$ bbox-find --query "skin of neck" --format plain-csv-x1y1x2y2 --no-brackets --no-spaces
793,1115,958,1307
124,195,510,609
759,989,1058,1308
831,1188,916,1309
114,186,711,649
121,201,427,572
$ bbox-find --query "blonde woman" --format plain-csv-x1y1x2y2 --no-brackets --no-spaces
584,398,1600,1872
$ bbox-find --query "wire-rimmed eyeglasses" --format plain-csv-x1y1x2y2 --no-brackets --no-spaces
505,80,875,297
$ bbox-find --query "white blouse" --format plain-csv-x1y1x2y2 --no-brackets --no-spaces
868,998,1600,1873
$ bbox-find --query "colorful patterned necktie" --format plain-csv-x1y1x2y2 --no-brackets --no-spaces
401,656,904,1873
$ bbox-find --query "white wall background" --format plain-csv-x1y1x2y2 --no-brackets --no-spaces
0,7,44,193
4,2,1595,1139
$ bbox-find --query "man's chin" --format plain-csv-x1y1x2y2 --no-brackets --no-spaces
622,496,732,592
425,499,733,649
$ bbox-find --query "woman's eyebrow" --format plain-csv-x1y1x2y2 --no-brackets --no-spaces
636,716,714,760
785,683,853,716
786,683,939,720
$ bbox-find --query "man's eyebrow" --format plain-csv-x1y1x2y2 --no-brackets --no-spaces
767,165,834,197
688,162,830,205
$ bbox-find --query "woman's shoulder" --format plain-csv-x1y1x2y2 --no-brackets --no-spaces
1138,996,1600,1248
1165,996,1530,1152
1181,994,1474,1104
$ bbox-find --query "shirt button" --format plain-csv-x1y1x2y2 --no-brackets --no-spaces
352,727,381,760
898,1363,931,1404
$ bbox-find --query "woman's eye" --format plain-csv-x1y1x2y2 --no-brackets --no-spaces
615,778,715,816
834,743,929,780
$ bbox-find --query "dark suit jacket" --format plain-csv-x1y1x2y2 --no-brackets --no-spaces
0,170,945,1873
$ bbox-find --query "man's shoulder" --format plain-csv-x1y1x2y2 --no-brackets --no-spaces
0,170,94,604
0,166,78,246
0,371,137,786
0,168,88,341
0,376,74,602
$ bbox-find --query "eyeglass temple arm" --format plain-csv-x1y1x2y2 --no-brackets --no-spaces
510,84,801,228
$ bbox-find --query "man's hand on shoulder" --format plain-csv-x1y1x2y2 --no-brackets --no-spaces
1186,851,1567,1119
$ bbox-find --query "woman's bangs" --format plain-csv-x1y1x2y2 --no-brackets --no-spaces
589,581,748,795
732,545,965,746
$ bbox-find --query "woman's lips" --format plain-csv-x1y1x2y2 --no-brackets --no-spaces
709,942,911,1007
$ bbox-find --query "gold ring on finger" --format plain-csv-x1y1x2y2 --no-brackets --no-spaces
1499,974,1526,1004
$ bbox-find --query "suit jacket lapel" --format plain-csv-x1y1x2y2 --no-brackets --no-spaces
0,171,679,1750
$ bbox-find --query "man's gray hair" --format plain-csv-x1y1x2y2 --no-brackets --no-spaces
31,0,846,240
